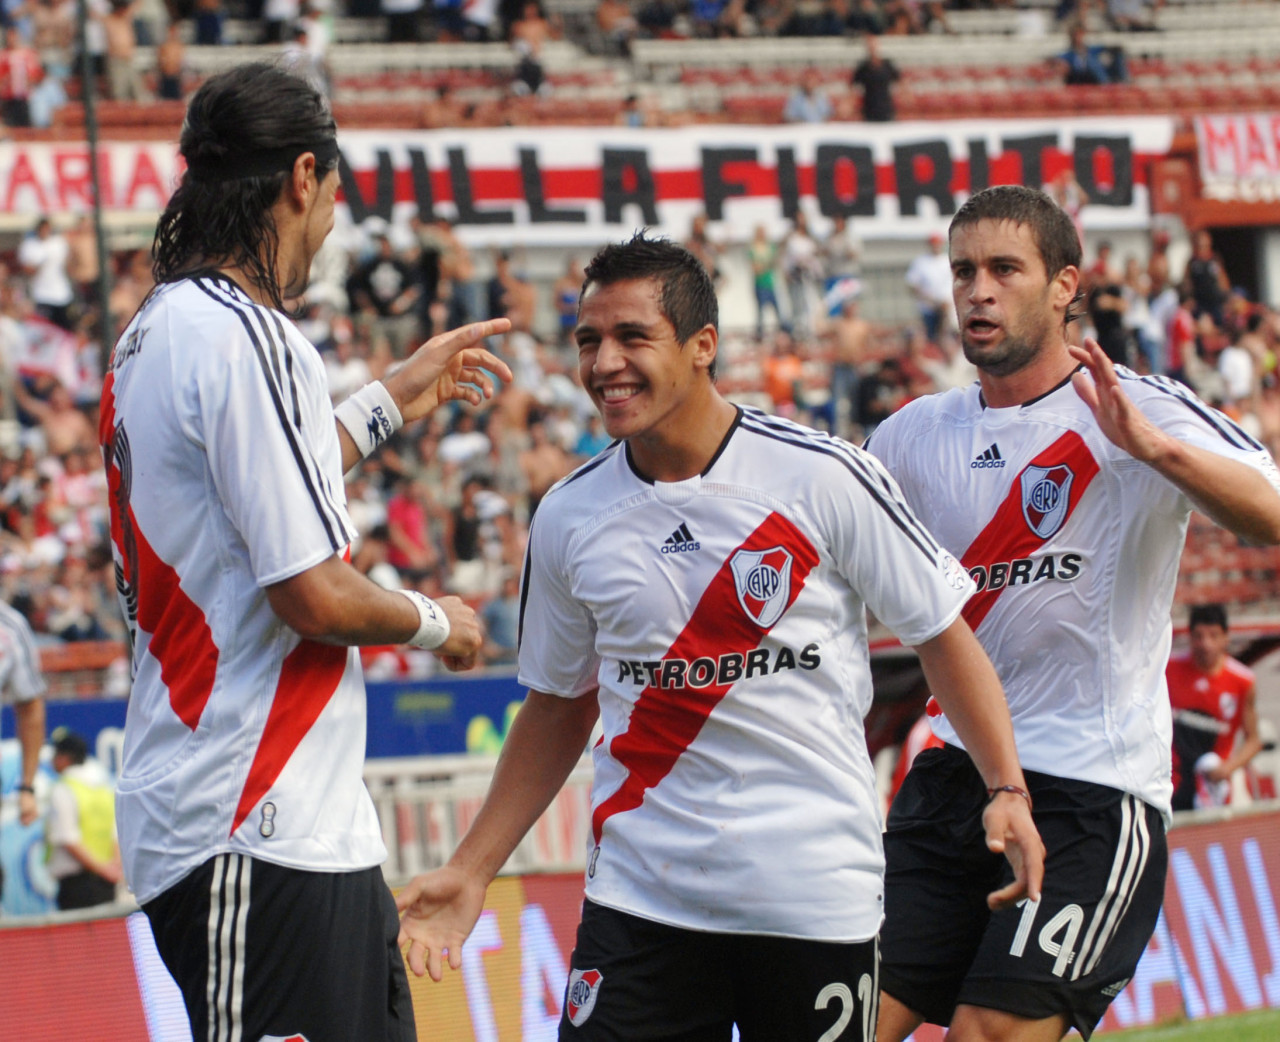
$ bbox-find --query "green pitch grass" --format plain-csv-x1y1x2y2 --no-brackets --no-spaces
1102,1009,1280,1042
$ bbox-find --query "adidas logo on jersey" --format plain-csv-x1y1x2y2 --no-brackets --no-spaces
971,443,1006,469
661,522,701,554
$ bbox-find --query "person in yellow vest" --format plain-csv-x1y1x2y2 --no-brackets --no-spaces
45,729,120,910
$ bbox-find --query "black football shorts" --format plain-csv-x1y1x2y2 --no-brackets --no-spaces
880,745,1167,1040
143,853,416,1042
559,899,880,1041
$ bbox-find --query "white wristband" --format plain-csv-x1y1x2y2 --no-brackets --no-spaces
397,589,451,650
335,382,403,459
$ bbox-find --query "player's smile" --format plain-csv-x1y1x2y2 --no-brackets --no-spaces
576,277,710,443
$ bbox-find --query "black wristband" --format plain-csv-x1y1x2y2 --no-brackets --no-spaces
986,784,1033,812
16,784,35,794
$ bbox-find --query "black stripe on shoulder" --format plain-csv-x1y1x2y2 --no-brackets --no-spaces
516,530,534,650
738,412,944,564
556,441,623,491
191,278,345,552
741,411,911,504
1118,370,1263,452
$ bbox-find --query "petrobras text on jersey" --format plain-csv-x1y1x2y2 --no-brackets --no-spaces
615,643,822,690
967,553,1082,593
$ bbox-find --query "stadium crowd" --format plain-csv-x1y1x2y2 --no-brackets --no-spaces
0,0,1166,131
1,199,1279,674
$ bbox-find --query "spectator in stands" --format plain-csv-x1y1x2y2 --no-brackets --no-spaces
1081,237,1119,295
782,211,822,341
262,0,299,42
821,213,862,314
281,22,327,95
480,568,520,665
64,214,100,316
193,0,226,45
831,294,872,439
1106,0,1157,32
1182,229,1231,330
782,0,845,36
430,218,480,328
851,35,899,122
1217,320,1258,421
784,67,833,123
749,223,786,340
384,0,423,41
904,231,952,344
18,217,74,331
595,0,636,56
1087,268,1129,366
15,376,97,457
1049,168,1088,248
487,250,537,331
881,0,920,34
323,315,374,402
45,728,120,909
447,474,511,596
99,0,146,101
0,27,42,128
31,0,73,49
761,329,807,416
1058,21,1127,85
385,475,447,584
346,229,422,356
573,412,610,458
551,256,584,347
510,1,553,95
1168,604,1264,811
846,0,885,34
684,211,722,284
518,415,572,514
1148,226,1172,291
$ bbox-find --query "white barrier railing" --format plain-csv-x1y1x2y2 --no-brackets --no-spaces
364,754,594,884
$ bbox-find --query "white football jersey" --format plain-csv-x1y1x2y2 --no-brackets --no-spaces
868,369,1280,818
518,407,973,941
101,276,384,905
0,600,46,708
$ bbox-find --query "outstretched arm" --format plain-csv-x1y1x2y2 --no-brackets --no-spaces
914,617,1045,910
1070,338,1280,545
336,318,513,473
397,689,600,980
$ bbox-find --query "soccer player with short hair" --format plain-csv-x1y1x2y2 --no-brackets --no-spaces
101,63,510,1041
395,232,1043,1040
1167,602,1263,810
867,185,1280,1042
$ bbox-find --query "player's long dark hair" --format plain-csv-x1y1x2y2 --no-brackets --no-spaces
152,63,339,312
951,184,1086,327
580,232,720,377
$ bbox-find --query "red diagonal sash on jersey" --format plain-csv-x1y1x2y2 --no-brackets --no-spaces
230,637,349,836
960,430,1100,633
101,373,218,730
590,512,819,845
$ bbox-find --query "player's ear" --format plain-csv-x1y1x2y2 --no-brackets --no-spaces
288,152,318,208
1051,264,1079,315
689,324,718,375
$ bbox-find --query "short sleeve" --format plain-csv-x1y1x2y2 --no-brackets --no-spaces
1134,378,1280,496
193,319,356,587
822,445,974,646
516,509,600,698
0,614,47,703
